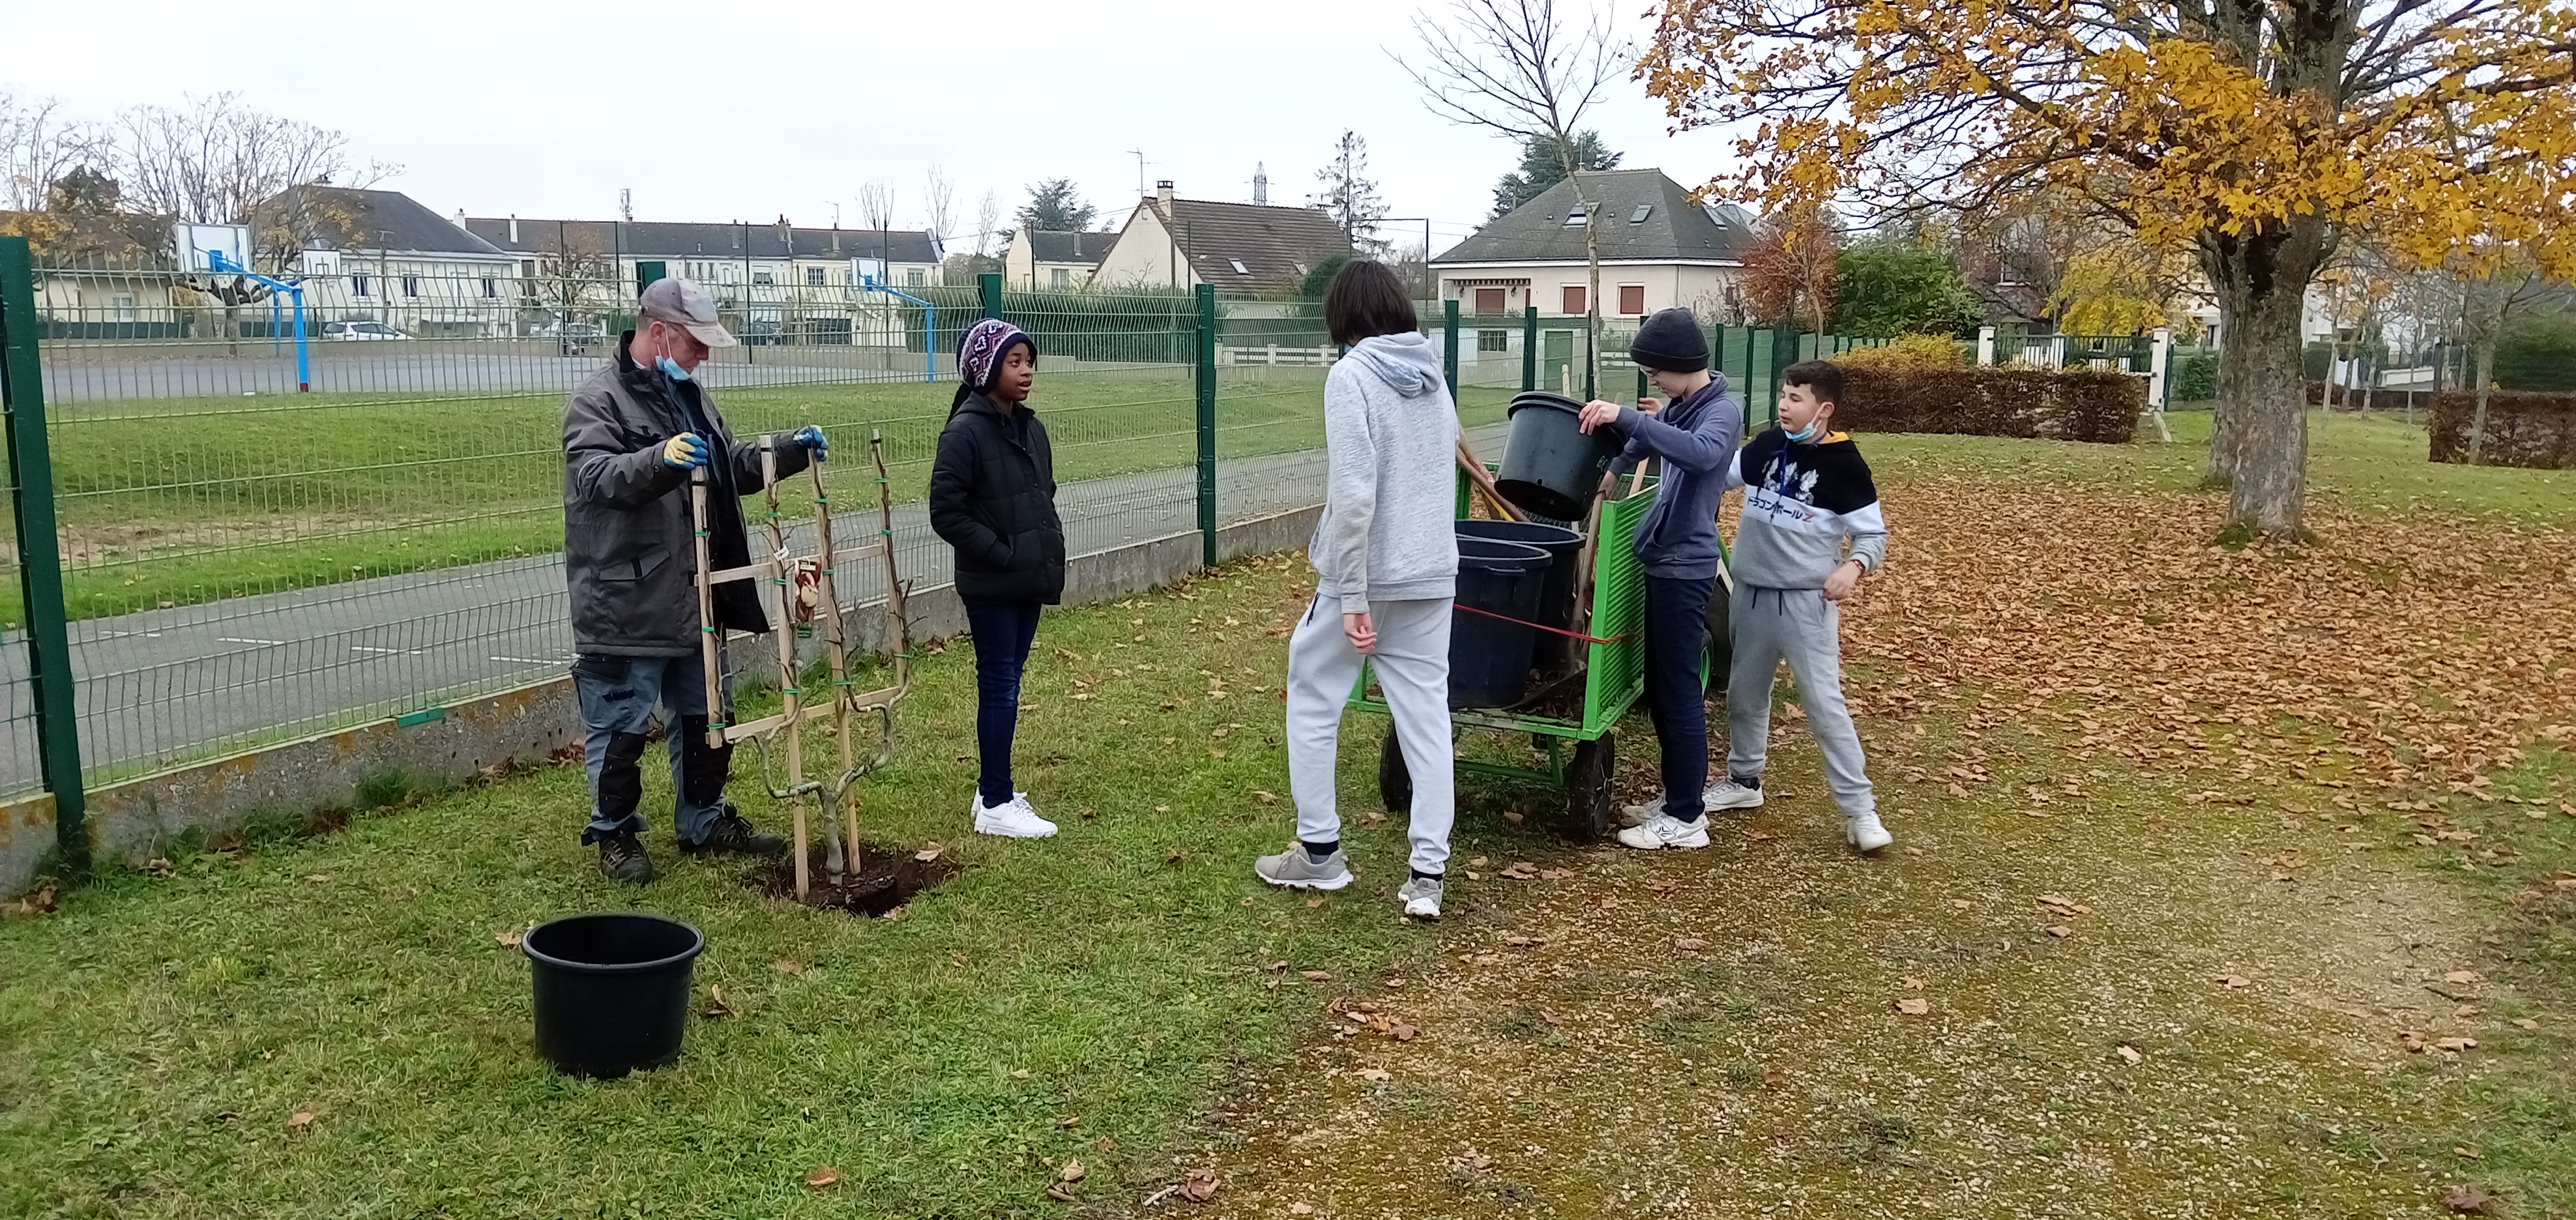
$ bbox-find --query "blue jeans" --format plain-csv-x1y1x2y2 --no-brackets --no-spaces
1642,575,1715,822
963,597,1043,807
573,654,729,844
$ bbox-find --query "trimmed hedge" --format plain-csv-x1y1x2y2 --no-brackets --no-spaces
2429,390,2576,468
1832,366,2143,443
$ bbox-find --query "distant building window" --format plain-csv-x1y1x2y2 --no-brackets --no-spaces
482,277,499,298
1560,285,1586,315
1630,205,1652,224
110,293,139,323
807,267,825,286
1229,259,1250,275
753,270,774,285
1562,208,1588,227
351,275,372,297
1050,267,1072,289
520,259,538,277
1478,329,1508,353
1618,283,1645,315
1473,287,1506,313
905,267,926,287
402,276,420,297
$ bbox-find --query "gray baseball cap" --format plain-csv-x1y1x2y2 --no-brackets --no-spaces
637,276,737,347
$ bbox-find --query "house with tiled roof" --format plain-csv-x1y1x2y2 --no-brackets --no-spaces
1430,169,1757,323
1089,182,1353,297
1003,227,1115,291
252,186,520,336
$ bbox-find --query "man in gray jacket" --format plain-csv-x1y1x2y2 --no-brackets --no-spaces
563,277,826,882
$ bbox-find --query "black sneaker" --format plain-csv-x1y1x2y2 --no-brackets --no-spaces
680,805,790,856
595,828,654,884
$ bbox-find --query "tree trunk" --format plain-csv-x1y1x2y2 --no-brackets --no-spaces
2468,341,2495,465
2206,222,2328,540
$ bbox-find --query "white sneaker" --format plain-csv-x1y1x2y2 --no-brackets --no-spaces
1620,780,1766,827
1845,811,1893,853
1398,877,1443,920
1705,779,1766,811
972,791,1058,838
1615,813,1712,850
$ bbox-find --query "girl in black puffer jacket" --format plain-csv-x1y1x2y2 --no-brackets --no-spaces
929,319,1066,839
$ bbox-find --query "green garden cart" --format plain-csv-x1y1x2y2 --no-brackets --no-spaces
1356,476,1731,838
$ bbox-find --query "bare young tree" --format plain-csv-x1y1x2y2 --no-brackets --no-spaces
923,166,957,254
0,89,104,216
2455,251,2549,465
1401,0,1626,392
973,189,1004,259
856,181,896,235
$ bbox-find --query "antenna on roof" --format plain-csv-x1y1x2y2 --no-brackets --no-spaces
1127,149,1152,197
620,188,632,222
1252,162,1268,207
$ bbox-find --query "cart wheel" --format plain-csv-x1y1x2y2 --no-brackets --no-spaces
1379,730,1412,812
1564,731,1618,839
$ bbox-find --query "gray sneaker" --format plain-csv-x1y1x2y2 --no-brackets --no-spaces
1254,844,1354,890
1398,877,1443,920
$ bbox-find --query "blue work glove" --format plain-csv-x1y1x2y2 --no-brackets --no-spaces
660,433,711,470
791,425,828,461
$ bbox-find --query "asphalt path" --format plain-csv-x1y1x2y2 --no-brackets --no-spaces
0,422,1512,789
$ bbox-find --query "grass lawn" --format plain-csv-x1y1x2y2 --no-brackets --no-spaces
20,369,1515,625
5,405,2572,1217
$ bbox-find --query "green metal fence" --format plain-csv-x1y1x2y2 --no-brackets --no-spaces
0,238,1909,865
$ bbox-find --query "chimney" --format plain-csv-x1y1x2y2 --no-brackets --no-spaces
508,214,519,244
1157,180,1175,212
451,207,469,229
777,214,792,250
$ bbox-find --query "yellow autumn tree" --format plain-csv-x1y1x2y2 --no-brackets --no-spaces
1641,0,2576,539
2050,244,2166,336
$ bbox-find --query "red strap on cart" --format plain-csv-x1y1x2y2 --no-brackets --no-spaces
1452,601,1634,644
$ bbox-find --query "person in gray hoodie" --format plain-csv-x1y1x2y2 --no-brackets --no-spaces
1574,309,1742,850
1253,260,1460,920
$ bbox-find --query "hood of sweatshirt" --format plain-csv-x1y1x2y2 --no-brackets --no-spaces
1342,332,1444,398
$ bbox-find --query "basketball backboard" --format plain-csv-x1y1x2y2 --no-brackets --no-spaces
174,223,252,272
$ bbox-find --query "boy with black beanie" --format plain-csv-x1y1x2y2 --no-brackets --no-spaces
1575,308,1742,850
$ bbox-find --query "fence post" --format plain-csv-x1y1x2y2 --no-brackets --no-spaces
0,237,86,870
1194,283,1218,569
978,272,1003,321
1442,298,1460,402
1521,304,1537,393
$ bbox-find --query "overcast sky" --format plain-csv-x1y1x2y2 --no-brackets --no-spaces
5,0,1747,255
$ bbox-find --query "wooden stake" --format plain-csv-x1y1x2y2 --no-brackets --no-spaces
808,454,862,875
760,441,810,900
1455,437,1521,521
689,468,725,751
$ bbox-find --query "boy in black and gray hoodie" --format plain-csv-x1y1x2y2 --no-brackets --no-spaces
1707,360,1892,852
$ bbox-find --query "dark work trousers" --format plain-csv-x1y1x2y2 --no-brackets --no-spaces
963,596,1044,807
574,654,729,844
1641,574,1716,822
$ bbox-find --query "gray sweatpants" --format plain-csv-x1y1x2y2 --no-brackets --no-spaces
1726,585,1875,819
1283,595,1456,876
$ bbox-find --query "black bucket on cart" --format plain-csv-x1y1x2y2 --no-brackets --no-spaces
1450,535,1552,708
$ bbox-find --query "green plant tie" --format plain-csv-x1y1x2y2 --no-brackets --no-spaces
700,625,716,633
782,686,802,695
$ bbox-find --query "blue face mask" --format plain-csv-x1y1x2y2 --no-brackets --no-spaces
1783,419,1820,443
656,355,692,383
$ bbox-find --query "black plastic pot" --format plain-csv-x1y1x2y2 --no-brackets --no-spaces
1451,536,1552,708
523,912,705,1079
1496,392,1620,521
1456,519,1585,674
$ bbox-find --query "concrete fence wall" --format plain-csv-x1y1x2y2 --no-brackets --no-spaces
0,506,1324,897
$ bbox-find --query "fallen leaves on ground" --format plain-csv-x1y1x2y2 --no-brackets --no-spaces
2,884,57,918
2115,1045,2144,1066
914,842,944,862
494,929,521,949
2443,1184,2496,1213
805,1165,840,1189
1844,484,2575,798
701,985,732,1019
772,958,808,976
1894,998,1930,1015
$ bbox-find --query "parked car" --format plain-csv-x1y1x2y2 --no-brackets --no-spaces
534,319,606,356
322,320,411,341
